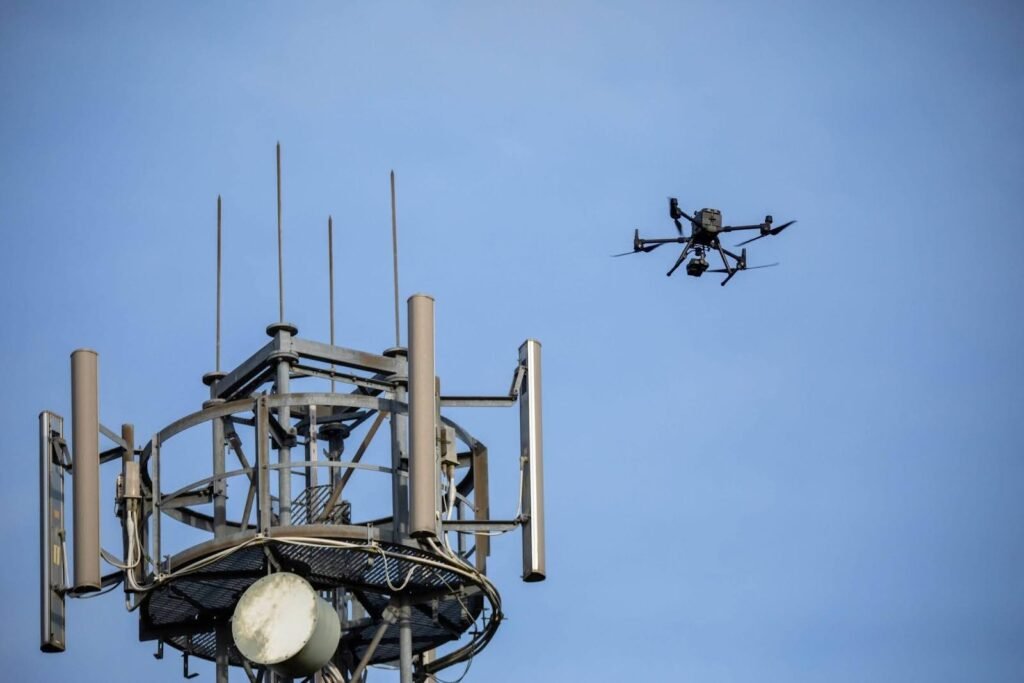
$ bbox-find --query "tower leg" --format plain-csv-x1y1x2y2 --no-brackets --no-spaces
399,602,413,683
215,623,229,683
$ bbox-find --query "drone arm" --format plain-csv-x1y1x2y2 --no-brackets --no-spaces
677,211,699,229
611,235,686,257
735,219,797,246
719,224,763,233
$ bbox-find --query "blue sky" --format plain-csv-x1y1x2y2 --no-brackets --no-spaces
2,1,1022,681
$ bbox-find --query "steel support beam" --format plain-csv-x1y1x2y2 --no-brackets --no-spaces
210,339,277,400
288,337,398,375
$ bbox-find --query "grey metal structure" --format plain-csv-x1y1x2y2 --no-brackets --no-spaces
39,169,546,682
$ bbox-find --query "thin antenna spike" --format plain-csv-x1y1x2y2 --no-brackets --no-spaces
390,170,400,347
276,142,284,323
328,215,335,393
216,195,222,372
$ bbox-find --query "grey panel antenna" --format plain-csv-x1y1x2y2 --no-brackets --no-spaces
39,411,67,652
70,349,101,593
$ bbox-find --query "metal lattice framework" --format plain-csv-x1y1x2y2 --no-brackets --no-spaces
40,311,544,683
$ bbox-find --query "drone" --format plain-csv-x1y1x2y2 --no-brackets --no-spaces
614,197,797,286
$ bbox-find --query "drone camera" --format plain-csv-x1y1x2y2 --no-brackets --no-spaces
685,254,709,277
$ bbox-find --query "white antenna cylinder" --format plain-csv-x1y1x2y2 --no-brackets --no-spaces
519,339,545,582
70,349,101,593
408,294,437,538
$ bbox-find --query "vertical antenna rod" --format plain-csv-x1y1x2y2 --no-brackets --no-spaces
276,142,284,323
216,195,222,372
328,215,335,393
390,170,400,347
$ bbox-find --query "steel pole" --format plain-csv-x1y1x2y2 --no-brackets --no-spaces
203,372,228,541
399,602,413,683
348,608,396,682
385,348,409,542
276,358,292,525
269,323,297,526
215,622,229,683
212,413,226,538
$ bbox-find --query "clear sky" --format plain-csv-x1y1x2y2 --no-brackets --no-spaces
2,1,1022,681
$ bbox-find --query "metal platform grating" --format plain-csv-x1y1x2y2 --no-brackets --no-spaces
145,537,485,667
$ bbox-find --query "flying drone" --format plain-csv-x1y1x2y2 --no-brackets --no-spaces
614,197,797,286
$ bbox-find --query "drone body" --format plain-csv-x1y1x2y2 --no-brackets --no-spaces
615,198,797,286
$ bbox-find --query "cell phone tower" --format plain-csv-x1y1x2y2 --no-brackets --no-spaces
39,147,546,682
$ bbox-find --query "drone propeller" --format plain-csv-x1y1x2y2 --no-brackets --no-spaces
770,220,796,235
735,219,797,246
707,262,779,274
668,197,697,235
611,243,668,257
611,229,668,257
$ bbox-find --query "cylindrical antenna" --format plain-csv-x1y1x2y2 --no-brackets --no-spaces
276,142,284,323
70,349,101,593
328,215,335,393
390,170,400,347
216,195,222,372
408,294,437,538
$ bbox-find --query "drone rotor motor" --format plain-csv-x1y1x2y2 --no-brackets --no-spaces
669,197,683,220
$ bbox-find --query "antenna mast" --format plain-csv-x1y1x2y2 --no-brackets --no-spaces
276,142,285,322
328,215,335,393
216,195,222,372
390,170,400,346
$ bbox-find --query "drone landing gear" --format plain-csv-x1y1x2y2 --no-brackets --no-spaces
666,238,695,277
667,243,712,278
